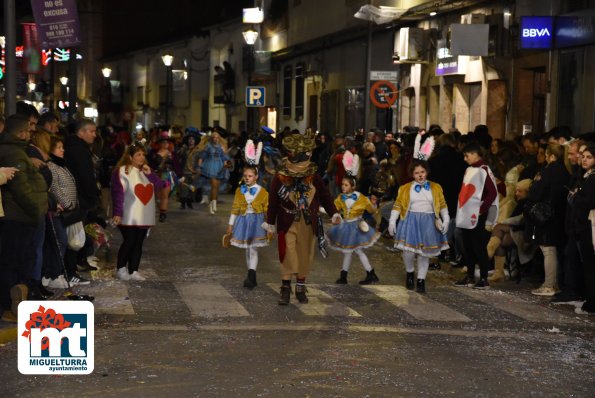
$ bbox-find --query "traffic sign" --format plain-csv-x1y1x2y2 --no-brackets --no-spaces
370,70,397,82
246,86,265,107
370,80,398,109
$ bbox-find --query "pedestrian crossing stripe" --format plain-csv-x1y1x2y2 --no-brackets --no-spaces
80,282,581,324
175,282,250,318
266,283,361,317
362,285,471,322
456,288,582,324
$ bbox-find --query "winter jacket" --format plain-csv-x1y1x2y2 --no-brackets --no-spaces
428,145,467,216
525,160,570,246
64,135,100,213
0,133,48,224
569,170,595,237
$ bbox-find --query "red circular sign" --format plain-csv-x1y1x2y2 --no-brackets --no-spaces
370,80,398,109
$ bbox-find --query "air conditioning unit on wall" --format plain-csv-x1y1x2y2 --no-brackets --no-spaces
394,27,427,63
461,13,486,24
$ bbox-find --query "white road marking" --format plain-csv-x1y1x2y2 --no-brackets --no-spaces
267,283,362,317
363,285,471,322
175,282,249,318
78,281,135,315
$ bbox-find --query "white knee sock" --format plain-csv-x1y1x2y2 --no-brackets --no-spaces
355,249,372,271
246,247,258,270
402,251,416,273
342,252,353,272
417,256,430,279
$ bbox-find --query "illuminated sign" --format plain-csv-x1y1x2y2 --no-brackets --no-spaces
555,16,595,48
520,16,554,49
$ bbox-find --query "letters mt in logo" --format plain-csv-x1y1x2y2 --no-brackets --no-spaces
18,301,94,375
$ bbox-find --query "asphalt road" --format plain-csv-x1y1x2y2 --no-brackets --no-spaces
1,195,594,397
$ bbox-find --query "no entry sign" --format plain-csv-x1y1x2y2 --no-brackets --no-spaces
370,80,398,109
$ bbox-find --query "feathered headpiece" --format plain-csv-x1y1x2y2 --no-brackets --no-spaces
342,150,360,177
244,139,263,166
414,133,435,160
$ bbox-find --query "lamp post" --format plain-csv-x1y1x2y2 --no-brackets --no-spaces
161,54,174,126
243,29,258,132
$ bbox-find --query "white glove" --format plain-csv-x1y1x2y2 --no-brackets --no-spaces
388,210,399,236
439,208,450,235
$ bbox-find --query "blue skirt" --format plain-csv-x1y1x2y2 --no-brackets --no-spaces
326,219,380,253
201,158,226,179
394,212,448,257
231,213,269,248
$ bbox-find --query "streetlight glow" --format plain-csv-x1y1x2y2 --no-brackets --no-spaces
243,29,259,45
162,54,174,67
27,82,36,92
59,76,69,86
102,67,112,78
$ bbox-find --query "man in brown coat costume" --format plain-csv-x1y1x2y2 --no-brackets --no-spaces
263,132,341,305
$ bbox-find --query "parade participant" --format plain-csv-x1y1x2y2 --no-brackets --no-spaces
263,131,341,305
199,131,231,214
328,175,380,285
149,134,176,222
111,144,163,281
226,140,268,289
388,159,450,293
454,142,499,289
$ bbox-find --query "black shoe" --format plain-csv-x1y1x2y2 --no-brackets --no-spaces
39,283,54,298
454,275,475,287
550,293,580,305
278,285,291,305
295,285,309,303
473,278,490,290
243,270,257,289
159,213,167,222
359,269,379,285
406,272,415,290
335,271,348,284
449,259,464,268
27,284,46,301
416,279,426,293
429,262,441,271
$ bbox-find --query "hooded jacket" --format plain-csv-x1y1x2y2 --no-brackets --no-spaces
0,133,48,224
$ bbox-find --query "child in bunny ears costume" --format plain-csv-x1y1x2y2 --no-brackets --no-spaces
328,150,381,284
388,159,450,293
227,140,269,289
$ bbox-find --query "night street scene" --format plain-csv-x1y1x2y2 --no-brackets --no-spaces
0,0,594,397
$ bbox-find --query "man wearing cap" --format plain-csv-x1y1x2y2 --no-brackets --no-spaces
263,131,341,305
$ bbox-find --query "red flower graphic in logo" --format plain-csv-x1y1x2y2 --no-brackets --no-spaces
21,305,72,350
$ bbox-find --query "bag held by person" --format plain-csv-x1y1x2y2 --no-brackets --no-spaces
527,202,553,226
66,221,86,250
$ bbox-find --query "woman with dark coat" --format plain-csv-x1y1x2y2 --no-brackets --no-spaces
568,142,595,314
525,144,570,296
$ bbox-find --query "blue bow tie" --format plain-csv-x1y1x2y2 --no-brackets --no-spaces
341,193,357,201
240,185,257,195
414,181,430,193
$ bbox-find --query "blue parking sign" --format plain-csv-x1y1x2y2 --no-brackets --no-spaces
246,87,265,107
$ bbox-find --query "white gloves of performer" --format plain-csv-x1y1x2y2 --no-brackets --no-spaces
439,208,450,235
331,213,343,225
388,210,399,236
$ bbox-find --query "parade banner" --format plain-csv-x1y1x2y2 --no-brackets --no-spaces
30,0,82,48
22,23,42,74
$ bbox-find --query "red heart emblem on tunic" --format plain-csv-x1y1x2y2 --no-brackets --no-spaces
458,183,476,208
134,183,154,205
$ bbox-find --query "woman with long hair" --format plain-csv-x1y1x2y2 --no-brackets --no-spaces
111,144,163,281
199,131,231,214
149,136,175,222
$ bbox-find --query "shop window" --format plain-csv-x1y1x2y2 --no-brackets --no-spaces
282,65,292,117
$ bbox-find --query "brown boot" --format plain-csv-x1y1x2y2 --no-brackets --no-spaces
488,256,506,283
295,285,309,303
486,236,501,259
278,285,291,305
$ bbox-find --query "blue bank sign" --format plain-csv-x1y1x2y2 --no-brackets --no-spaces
520,16,554,49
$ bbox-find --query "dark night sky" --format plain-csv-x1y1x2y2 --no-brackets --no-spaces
2,0,253,55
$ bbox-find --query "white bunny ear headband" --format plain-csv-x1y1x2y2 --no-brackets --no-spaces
414,133,435,160
342,150,360,177
244,139,263,166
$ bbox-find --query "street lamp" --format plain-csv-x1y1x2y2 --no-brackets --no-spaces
101,67,112,79
243,30,258,132
161,54,174,126
59,76,69,86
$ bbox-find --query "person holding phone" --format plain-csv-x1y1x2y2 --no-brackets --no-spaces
111,144,163,281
